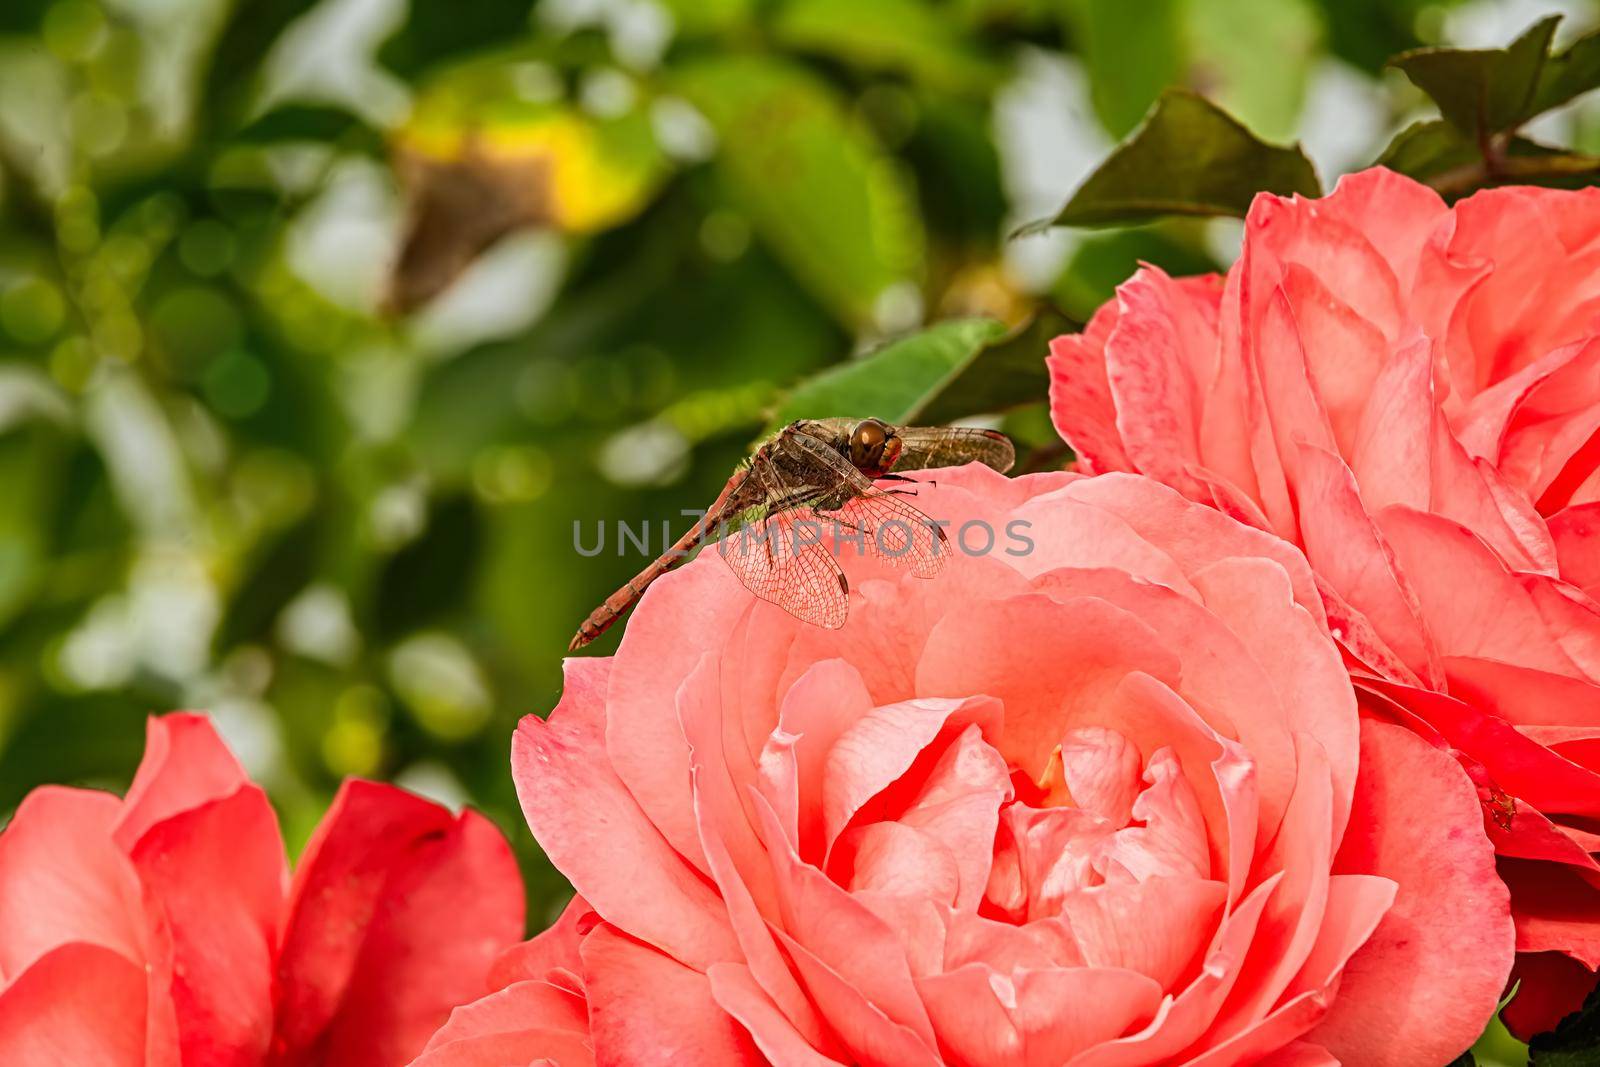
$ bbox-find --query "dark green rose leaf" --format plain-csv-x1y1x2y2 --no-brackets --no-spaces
1023,89,1321,231
1534,24,1600,115
765,317,1012,433
1389,16,1558,137
915,311,1073,425
1373,119,1484,180
1392,16,1600,138
1530,975,1600,1065
1375,119,1600,197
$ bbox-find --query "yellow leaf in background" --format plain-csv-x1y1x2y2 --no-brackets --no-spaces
389,68,667,313
475,111,661,234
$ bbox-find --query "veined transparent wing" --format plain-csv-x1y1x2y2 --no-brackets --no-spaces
778,430,951,579
790,419,1014,473
716,443,849,629
893,425,1015,473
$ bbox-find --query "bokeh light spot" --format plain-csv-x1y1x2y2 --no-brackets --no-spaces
203,350,271,418
179,220,238,277
1,278,67,346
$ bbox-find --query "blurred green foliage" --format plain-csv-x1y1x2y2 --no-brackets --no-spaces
0,11,1592,1046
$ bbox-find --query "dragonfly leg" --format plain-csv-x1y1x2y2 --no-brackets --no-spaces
879,473,937,489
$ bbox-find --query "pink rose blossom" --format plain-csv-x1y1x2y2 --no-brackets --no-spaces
1047,167,1600,1034
420,465,1511,1066
0,713,525,1066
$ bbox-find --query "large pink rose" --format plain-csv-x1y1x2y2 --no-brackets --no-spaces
1046,167,1600,1034
418,465,1510,1066
0,713,525,1066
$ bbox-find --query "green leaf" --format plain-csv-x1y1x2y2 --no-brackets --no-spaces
915,312,1072,425
1052,226,1219,322
202,0,327,128
656,0,755,35
1063,0,1184,138
0,0,49,34
214,512,323,652
1472,1008,1531,1066
1376,119,1600,197
1530,975,1600,1065
956,0,1059,25
1391,16,1600,140
374,494,483,643
378,0,536,78
1390,16,1559,138
1310,0,1434,74
1444,1053,1477,1067
1028,89,1321,230
1535,24,1600,115
1064,0,1320,141
233,105,383,152
1185,0,1323,142
904,100,1008,242
675,55,925,329
766,317,1022,434
0,425,68,630
0,693,150,813
1373,119,1484,180
773,0,998,93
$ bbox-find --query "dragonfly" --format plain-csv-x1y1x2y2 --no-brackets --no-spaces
569,418,1015,650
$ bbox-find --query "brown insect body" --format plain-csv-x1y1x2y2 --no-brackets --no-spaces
568,419,1014,650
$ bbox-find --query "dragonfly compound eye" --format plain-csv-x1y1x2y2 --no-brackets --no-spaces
849,419,893,471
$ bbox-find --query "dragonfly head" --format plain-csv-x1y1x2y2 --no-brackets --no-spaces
849,418,901,475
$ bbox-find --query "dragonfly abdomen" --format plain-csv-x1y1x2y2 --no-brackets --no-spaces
568,469,748,651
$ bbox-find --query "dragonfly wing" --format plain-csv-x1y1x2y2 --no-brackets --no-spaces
892,426,1015,474
831,491,950,578
716,445,848,628
718,509,849,628
780,430,951,580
